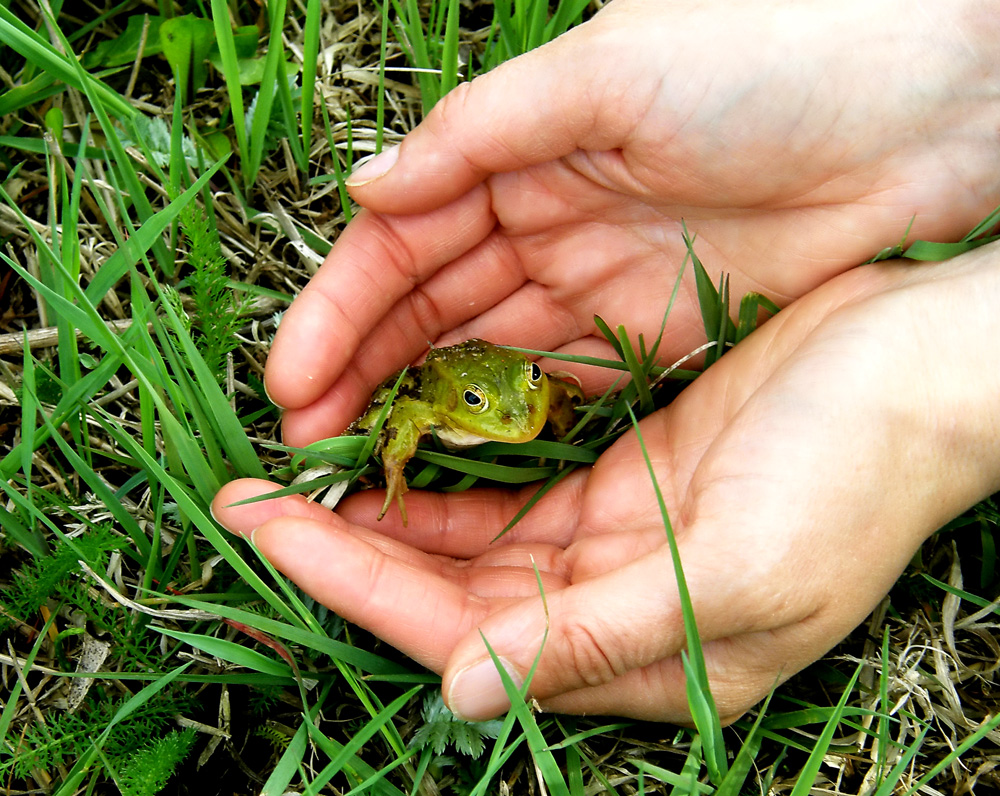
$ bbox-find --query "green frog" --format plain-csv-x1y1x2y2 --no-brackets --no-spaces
348,339,584,525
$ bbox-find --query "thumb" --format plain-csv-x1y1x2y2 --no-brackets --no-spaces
343,23,628,214
441,546,698,721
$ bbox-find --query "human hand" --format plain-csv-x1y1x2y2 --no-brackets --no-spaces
215,243,1000,722
267,0,1000,446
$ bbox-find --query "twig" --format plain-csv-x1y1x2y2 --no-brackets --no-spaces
0,319,135,355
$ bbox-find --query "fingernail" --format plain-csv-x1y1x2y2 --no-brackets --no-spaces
346,145,399,187
447,657,522,721
262,379,287,411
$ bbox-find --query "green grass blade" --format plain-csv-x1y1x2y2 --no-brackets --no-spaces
83,159,225,304
156,628,294,677
209,0,248,183
0,6,134,118
716,690,773,795
627,405,727,781
546,0,590,40
788,662,864,795
592,315,625,360
148,298,267,482
480,636,570,796
25,384,151,559
633,749,713,792
305,687,420,791
300,0,322,157
439,0,461,97
617,324,654,415
414,449,556,482
488,0,518,67
494,464,579,540
376,0,390,150
685,224,734,368
902,712,1000,795
903,237,997,261
475,439,598,462
15,334,46,557
167,595,409,675
248,0,288,181
0,343,126,482
962,202,1000,241
260,719,311,795
526,0,548,51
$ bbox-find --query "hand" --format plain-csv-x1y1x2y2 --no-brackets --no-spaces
215,243,1000,722
266,0,1000,447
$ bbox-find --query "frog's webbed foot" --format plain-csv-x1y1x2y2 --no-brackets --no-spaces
378,459,409,526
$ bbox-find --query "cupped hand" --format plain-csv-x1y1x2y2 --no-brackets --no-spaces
268,0,1000,446
215,243,1000,723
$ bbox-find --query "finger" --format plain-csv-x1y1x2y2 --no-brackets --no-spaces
211,479,334,537
439,511,869,723
265,189,496,410
535,621,821,723
337,468,590,557
276,231,544,445
248,511,580,671
249,513,474,670
344,21,634,214
440,546,691,721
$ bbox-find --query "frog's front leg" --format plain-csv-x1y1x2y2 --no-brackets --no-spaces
546,372,585,438
377,402,438,526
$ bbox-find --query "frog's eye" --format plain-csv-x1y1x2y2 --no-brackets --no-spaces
463,385,489,413
526,361,543,389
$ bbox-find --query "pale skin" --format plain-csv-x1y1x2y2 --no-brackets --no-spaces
212,0,1000,722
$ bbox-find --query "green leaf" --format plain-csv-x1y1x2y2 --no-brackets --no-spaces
410,691,504,758
160,15,216,97
83,14,165,68
210,0,248,182
617,324,654,415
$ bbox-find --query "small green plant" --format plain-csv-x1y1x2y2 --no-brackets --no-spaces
0,524,120,631
4,688,195,787
410,690,503,759
113,727,198,796
162,204,248,386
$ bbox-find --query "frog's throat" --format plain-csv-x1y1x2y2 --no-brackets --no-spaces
434,427,494,449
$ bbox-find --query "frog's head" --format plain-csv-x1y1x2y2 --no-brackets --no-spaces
425,339,550,444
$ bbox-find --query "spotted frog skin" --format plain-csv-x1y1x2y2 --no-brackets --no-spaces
348,339,584,525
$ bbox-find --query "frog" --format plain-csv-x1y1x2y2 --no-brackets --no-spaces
347,339,584,525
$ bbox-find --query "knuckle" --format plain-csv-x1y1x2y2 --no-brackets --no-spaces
404,286,445,340
555,615,625,690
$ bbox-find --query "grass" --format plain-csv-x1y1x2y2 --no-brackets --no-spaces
1,0,1000,793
